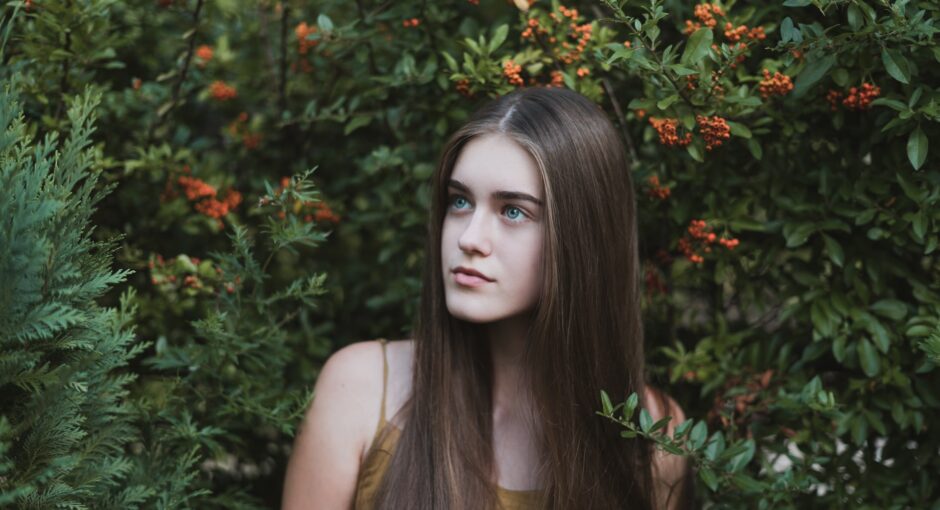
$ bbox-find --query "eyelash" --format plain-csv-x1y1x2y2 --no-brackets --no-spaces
446,193,530,223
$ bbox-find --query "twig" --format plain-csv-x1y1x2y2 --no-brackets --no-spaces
354,0,378,76
147,0,205,143
279,2,290,113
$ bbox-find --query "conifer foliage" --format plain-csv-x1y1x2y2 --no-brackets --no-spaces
0,80,149,508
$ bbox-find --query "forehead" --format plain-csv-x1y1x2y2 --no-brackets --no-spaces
450,134,543,196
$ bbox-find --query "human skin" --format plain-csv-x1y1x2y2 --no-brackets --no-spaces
441,132,545,413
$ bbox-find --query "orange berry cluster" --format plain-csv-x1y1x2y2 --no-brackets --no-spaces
634,108,646,119
696,115,731,150
548,70,564,87
683,2,724,34
521,17,545,40
209,80,237,101
295,22,320,55
678,219,739,264
195,45,213,67
227,112,263,150
827,82,881,111
533,6,591,65
455,79,473,97
174,171,242,226
503,60,524,87
723,22,765,43
759,69,793,99
646,175,671,200
649,117,693,147
402,17,421,28
132,78,142,91
576,67,590,78
844,83,882,110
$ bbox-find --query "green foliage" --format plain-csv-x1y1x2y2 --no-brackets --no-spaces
1,0,938,506
0,79,149,508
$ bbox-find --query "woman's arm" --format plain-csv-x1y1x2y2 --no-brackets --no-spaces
645,386,690,510
282,341,381,510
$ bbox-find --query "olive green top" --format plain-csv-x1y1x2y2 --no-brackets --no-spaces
353,338,542,510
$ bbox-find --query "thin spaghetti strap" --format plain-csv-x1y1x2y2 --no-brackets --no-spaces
378,338,388,427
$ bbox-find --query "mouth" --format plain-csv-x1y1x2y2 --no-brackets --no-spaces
452,267,494,286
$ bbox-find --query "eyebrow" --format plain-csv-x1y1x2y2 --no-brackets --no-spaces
447,179,543,207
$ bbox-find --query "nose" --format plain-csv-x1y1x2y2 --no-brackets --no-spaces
457,208,492,256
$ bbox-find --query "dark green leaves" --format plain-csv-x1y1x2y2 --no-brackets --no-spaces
882,48,912,84
681,27,713,66
793,53,836,97
907,127,928,170
858,338,881,377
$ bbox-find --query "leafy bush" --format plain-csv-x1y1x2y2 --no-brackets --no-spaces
1,0,938,507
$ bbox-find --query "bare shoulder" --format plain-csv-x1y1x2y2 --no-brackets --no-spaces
377,338,415,427
644,385,689,510
281,340,387,509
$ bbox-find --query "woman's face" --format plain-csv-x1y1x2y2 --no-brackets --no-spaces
441,133,545,324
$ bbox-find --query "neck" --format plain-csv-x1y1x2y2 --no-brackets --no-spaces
484,313,533,423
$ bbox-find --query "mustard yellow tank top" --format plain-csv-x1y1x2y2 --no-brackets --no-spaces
353,338,542,510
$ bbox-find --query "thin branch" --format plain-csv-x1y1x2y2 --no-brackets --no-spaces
279,2,290,113
354,0,378,76
147,0,205,143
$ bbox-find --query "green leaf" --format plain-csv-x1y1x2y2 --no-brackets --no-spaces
913,209,927,241
783,0,811,6
871,97,909,111
896,171,927,202
820,233,844,267
674,418,694,439
907,127,928,170
639,409,653,433
727,121,752,139
858,338,881,377
343,115,371,135
317,13,334,32
882,48,911,84
686,142,704,163
600,390,613,415
650,416,672,433
793,54,836,97
746,138,763,160
784,222,815,247
657,94,679,110
870,299,907,321
780,17,796,43
732,473,764,493
661,443,684,455
668,64,698,76
689,420,707,450
727,439,755,473
699,466,719,491
488,24,509,53
623,392,638,420
847,4,863,30
441,52,458,72
681,27,713,66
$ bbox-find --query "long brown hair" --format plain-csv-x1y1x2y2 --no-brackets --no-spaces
373,86,657,509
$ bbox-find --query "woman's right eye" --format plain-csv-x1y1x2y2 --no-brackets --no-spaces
448,194,470,210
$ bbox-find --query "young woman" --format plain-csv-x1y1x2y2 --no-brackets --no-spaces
282,86,690,509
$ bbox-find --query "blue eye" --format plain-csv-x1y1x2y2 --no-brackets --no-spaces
447,193,530,224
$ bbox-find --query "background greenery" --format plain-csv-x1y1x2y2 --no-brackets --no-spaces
1,0,938,508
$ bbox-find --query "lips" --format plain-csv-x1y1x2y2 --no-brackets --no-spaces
452,266,493,282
